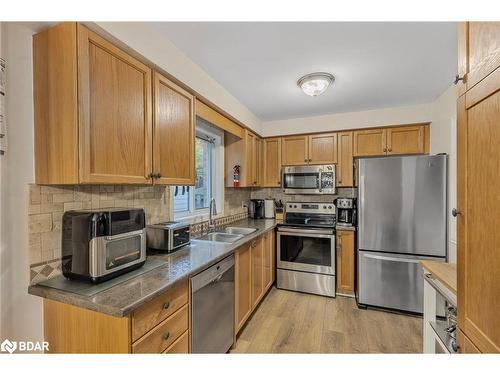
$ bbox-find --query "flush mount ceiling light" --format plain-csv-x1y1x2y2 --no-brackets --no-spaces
297,72,335,97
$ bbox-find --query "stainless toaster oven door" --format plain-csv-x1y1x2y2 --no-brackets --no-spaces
89,229,146,278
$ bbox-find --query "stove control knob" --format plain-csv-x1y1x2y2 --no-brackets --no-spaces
323,205,327,209
294,205,297,208
328,206,332,209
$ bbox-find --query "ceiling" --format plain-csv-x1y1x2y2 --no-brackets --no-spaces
151,22,457,122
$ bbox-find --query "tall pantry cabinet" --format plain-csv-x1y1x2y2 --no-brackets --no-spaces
456,21,500,353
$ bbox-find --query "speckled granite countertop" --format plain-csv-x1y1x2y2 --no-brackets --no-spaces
28,219,277,317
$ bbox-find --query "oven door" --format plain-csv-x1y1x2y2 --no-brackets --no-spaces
90,229,146,278
277,227,335,275
282,166,321,194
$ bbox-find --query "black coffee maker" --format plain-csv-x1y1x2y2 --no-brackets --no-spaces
334,198,357,227
249,199,265,219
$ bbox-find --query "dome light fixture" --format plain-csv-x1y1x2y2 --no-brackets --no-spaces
297,72,335,97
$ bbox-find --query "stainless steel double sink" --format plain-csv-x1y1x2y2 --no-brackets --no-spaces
197,227,257,243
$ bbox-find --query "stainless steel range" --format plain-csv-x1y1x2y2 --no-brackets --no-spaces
276,202,336,297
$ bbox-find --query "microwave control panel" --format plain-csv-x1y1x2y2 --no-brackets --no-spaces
321,172,335,189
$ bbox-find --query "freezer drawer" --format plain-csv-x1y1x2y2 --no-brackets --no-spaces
357,250,444,313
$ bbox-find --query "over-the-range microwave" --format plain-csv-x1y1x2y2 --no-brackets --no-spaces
282,164,336,194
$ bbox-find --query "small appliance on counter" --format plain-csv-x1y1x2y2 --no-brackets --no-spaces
249,199,265,219
334,198,357,227
264,199,275,219
61,208,147,283
146,221,191,252
275,199,284,221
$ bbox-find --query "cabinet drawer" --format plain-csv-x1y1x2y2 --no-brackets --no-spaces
132,304,188,353
132,280,188,342
162,330,189,354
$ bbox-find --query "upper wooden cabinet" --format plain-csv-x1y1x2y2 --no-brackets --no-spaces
386,125,425,155
281,135,308,165
457,22,500,95
282,133,337,166
153,72,195,185
225,130,262,187
308,132,338,164
262,137,282,187
354,125,429,157
353,128,387,156
336,131,353,187
34,23,195,185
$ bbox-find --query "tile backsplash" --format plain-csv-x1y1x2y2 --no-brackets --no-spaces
27,184,354,283
250,187,357,203
27,184,251,283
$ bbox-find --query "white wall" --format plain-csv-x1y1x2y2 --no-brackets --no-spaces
0,23,43,343
430,85,458,262
260,102,433,137
92,22,262,134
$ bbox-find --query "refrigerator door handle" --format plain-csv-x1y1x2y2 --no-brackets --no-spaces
362,253,421,264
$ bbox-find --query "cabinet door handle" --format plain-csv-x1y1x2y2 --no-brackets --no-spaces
146,172,154,179
162,301,170,310
454,74,465,85
451,208,462,217
304,159,307,162
163,332,170,341
388,148,392,152
383,148,387,153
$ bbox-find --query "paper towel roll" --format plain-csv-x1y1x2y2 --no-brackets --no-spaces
264,199,275,219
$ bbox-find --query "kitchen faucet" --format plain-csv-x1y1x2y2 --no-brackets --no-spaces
208,198,217,232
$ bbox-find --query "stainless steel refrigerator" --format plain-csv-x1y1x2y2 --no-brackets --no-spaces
356,154,447,314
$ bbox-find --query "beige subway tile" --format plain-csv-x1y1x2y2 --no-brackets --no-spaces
40,203,64,213
53,193,75,203
100,185,115,193
29,204,41,214
41,231,61,251
29,214,53,234
82,201,92,209
40,193,53,204
41,248,55,262
29,233,41,246
52,212,63,231
29,185,41,204
29,245,42,264
63,202,83,211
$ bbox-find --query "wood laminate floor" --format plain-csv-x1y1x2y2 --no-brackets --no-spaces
231,287,423,353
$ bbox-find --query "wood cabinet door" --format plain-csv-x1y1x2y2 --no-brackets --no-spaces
337,131,353,187
235,244,252,332
386,125,425,155
461,22,500,91
245,131,256,186
262,232,272,291
281,135,308,165
336,230,355,295
255,137,263,187
77,25,153,184
457,72,500,353
153,72,195,185
308,132,337,164
457,328,481,354
263,137,282,187
251,238,264,308
353,129,387,156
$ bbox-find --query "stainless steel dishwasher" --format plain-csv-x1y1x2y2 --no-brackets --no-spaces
191,254,235,353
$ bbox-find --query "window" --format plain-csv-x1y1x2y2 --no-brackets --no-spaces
172,119,224,219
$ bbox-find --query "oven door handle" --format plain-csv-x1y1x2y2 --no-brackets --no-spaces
278,227,334,236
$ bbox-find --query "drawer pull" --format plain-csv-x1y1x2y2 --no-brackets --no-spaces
163,332,170,341
163,302,170,310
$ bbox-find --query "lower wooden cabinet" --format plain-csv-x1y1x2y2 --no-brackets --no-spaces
43,280,190,353
336,230,355,295
251,237,264,307
235,242,253,331
235,230,276,334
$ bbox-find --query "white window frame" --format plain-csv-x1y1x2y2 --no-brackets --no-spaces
170,118,224,221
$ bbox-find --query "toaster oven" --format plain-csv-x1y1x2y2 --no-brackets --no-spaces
146,221,191,252
61,208,146,283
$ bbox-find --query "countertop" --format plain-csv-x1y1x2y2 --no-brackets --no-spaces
28,219,277,317
420,260,457,295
